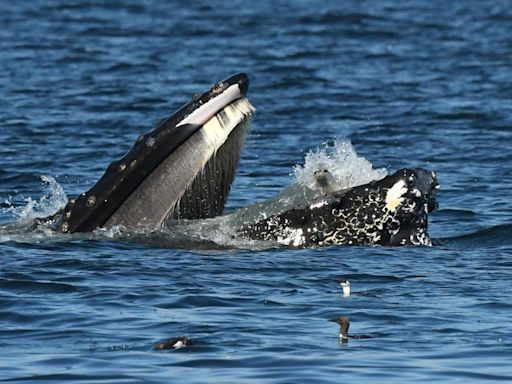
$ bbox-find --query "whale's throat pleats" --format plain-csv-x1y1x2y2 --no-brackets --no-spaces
105,98,255,230
171,115,249,220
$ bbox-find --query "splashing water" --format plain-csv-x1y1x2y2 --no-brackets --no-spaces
5,176,68,222
1,140,386,249
293,138,387,192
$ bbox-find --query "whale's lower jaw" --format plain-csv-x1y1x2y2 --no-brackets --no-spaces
238,168,439,247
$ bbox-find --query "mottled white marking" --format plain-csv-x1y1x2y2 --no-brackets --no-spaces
276,227,305,246
385,180,408,212
146,137,155,147
86,196,96,207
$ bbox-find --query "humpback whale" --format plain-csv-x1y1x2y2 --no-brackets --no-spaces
37,73,438,247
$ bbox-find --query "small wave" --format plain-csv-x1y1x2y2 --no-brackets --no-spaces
0,277,78,294
436,223,512,248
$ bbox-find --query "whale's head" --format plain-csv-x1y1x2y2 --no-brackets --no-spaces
315,167,439,246
60,73,255,233
372,168,439,245
238,167,439,247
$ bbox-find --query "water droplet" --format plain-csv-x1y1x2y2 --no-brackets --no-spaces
118,163,126,171
146,137,155,147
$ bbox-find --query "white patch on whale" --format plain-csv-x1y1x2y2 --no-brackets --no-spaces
385,180,408,212
276,227,305,247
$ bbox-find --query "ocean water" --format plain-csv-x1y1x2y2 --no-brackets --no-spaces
1,0,512,382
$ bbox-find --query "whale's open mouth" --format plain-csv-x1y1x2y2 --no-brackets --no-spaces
58,73,255,233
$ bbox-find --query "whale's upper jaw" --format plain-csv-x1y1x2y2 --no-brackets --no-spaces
59,73,253,233
171,73,249,128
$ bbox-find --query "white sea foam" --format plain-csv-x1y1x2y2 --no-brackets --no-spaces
5,176,68,221
293,138,387,193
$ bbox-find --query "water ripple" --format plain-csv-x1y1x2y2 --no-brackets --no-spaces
1,0,512,382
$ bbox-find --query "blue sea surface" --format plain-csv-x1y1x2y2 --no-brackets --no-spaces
1,0,512,382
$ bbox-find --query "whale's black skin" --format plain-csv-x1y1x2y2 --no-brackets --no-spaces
53,73,253,233
238,168,439,247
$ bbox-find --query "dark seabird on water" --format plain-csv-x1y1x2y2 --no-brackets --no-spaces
331,317,350,343
330,317,372,343
153,336,190,350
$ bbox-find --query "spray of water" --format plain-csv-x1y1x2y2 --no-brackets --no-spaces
5,176,68,222
293,138,387,192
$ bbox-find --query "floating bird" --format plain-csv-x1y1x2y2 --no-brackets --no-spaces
153,336,190,350
331,317,350,343
338,279,351,296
